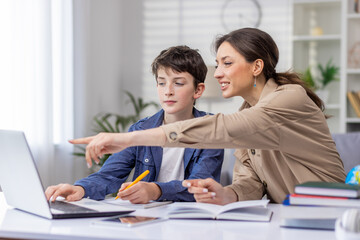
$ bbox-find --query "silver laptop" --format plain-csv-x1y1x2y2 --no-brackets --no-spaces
0,130,134,219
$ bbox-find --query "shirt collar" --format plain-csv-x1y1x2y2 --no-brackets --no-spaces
258,78,278,102
241,78,278,110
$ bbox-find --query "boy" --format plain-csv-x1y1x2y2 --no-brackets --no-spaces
45,46,224,203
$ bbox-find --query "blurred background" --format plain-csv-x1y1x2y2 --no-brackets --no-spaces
0,0,359,188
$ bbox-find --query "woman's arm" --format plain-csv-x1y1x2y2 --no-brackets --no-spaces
70,128,166,166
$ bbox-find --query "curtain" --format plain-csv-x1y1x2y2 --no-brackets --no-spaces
0,0,74,187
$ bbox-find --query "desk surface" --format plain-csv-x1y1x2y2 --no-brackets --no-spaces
0,193,345,240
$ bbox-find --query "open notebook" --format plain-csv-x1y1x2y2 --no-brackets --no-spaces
0,130,134,219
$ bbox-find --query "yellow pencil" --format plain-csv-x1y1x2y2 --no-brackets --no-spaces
115,170,150,200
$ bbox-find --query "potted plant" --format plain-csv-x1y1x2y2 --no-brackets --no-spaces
73,91,159,170
301,59,340,103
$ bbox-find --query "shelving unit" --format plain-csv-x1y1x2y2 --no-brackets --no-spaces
341,0,360,132
292,0,342,133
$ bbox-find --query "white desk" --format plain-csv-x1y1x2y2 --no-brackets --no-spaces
0,193,345,240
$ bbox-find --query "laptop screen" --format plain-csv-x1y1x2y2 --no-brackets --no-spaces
0,130,135,219
0,130,54,219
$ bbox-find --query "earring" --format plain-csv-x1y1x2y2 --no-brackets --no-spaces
254,76,257,87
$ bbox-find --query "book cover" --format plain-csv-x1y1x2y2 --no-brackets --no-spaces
167,200,272,222
289,194,360,208
294,181,360,198
347,91,360,118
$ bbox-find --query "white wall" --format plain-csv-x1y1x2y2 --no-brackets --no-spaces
73,0,124,180
72,0,147,181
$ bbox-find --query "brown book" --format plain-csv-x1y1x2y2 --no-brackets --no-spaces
347,91,360,117
356,91,360,105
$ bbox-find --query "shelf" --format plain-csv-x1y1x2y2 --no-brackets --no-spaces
325,104,340,110
348,14,360,19
347,69,360,74
292,0,342,133
346,118,360,123
293,35,341,41
293,0,340,6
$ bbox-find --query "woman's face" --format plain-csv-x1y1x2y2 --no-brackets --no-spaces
215,41,255,99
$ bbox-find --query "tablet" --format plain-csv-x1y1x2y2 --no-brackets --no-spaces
92,215,167,228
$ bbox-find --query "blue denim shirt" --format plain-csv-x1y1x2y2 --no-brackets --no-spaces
75,108,224,202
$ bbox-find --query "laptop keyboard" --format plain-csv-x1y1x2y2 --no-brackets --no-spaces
50,201,96,213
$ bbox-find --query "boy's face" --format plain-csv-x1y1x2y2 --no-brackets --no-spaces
156,67,198,115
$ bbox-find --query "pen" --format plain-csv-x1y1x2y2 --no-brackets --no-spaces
115,170,150,200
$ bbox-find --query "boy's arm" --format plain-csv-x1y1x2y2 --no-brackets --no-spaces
74,146,136,200
155,148,224,202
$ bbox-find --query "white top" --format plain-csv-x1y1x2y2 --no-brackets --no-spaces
156,147,185,182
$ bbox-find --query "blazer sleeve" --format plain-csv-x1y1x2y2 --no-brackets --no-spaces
226,149,264,201
74,147,136,200
155,148,224,202
161,106,280,151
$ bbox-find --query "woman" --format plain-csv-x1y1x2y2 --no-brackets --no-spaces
71,28,345,204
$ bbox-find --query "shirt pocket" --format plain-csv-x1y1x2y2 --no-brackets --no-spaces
135,156,155,181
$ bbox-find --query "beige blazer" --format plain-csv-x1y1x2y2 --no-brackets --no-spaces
161,78,346,203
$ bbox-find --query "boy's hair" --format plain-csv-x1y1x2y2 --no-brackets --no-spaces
151,45,207,88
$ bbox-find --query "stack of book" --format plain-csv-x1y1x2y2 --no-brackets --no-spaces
288,181,360,207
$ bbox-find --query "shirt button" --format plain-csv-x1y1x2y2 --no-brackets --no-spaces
169,132,177,141
251,149,256,155
144,158,149,163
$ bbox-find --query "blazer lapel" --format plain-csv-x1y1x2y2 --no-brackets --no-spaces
184,148,195,170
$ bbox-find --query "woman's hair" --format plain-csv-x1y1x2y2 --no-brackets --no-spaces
151,45,207,89
214,28,325,112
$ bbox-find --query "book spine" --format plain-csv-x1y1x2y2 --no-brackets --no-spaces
294,186,358,198
289,194,360,208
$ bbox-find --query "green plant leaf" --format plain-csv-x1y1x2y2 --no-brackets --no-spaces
114,114,133,132
125,90,159,119
72,146,86,157
74,145,86,151
102,116,115,133
125,91,140,116
93,115,111,133
73,152,86,157
301,67,317,90
317,59,339,89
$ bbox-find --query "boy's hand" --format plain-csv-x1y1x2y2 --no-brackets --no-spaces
183,178,237,205
116,182,161,204
45,184,85,202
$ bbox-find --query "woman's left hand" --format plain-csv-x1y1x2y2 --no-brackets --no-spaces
183,178,237,205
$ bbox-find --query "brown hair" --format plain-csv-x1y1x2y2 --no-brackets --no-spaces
214,28,325,112
151,45,207,89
